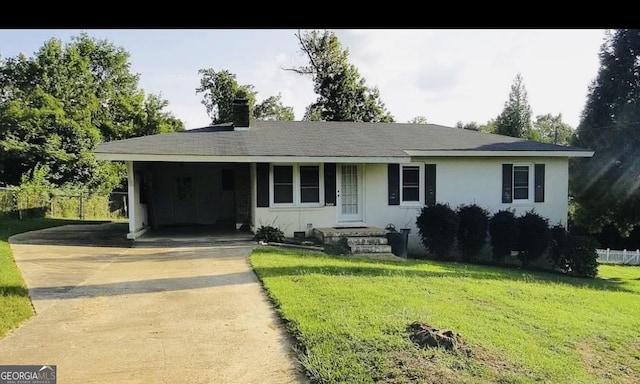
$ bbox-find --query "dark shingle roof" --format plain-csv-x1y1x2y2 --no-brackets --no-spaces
95,120,591,157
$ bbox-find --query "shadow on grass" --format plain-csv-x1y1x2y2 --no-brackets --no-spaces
252,249,637,294
0,286,29,297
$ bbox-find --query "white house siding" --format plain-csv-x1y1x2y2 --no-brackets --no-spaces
253,157,569,255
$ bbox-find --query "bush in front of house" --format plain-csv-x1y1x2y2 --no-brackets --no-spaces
416,203,458,260
456,204,489,261
549,224,569,269
489,210,518,263
562,234,599,278
516,210,551,267
254,225,285,243
549,224,599,278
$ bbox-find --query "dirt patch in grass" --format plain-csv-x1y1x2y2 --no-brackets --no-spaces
578,339,640,383
382,340,539,384
382,349,469,384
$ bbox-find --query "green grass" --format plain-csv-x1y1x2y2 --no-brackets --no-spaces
0,216,87,338
251,249,640,384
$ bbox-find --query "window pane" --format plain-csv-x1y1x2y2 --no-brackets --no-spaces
274,185,293,203
274,166,293,183
273,165,293,203
301,188,320,203
403,166,419,186
402,166,420,202
513,166,529,200
402,187,420,202
514,187,528,200
299,166,320,203
513,166,529,186
300,166,319,187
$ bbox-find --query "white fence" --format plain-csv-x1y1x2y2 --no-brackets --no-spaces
596,248,640,265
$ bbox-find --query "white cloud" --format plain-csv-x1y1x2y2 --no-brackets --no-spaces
334,29,604,127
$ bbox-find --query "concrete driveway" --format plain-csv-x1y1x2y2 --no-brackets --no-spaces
0,223,304,383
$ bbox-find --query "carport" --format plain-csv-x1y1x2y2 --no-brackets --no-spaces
125,161,251,239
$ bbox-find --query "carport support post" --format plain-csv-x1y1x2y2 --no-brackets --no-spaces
126,161,136,236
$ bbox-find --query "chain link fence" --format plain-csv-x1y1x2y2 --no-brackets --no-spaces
0,187,128,220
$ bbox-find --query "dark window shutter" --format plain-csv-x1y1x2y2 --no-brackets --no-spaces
324,163,336,206
502,164,513,203
256,163,269,207
534,164,545,202
425,164,436,206
388,164,400,205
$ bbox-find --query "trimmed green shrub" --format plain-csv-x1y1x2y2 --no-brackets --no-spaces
563,234,599,278
416,203,458,260
489,210,518,263
549,224,569,269
549,225,599,278
255,225,285,243
516,211,551,267
456,204,489,261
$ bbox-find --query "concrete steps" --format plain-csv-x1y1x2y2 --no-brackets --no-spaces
313,227,391,254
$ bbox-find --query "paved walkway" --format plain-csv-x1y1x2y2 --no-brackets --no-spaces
0,223,304,383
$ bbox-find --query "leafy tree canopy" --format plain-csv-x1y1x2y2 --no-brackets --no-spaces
408,116,428,124
495,73,533,139
533,113,574,145
288,29,394,122
571,29,640,233
455,121,480,131
0,33,184,192
196,69,295,124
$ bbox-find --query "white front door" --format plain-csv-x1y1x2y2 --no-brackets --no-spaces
337,164,364,223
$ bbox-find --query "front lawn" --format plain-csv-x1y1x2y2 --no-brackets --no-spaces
251,248,640,383
0,217,85,338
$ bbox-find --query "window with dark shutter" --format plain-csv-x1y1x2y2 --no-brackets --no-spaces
256,163,269,207
388,164,400,205
425,164,436,206
502,164,513,203
324,163,336,206
534,164,545,202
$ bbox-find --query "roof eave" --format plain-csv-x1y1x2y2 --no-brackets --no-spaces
94,153,412,164
404,150,595,158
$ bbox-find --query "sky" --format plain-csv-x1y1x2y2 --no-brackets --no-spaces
0,29,607,130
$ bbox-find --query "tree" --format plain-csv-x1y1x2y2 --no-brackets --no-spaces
495,73,532,138
479,118,498,134
0,34,183,192
196,69,295,123
288,29,394,122
135,94,185,136
408,116,428,124
253,94,294,121
196,68,257,124
455,121,480,131
572,29,640,233
533,113,574,145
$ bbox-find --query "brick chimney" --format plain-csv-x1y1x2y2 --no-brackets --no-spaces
232,98,250,130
